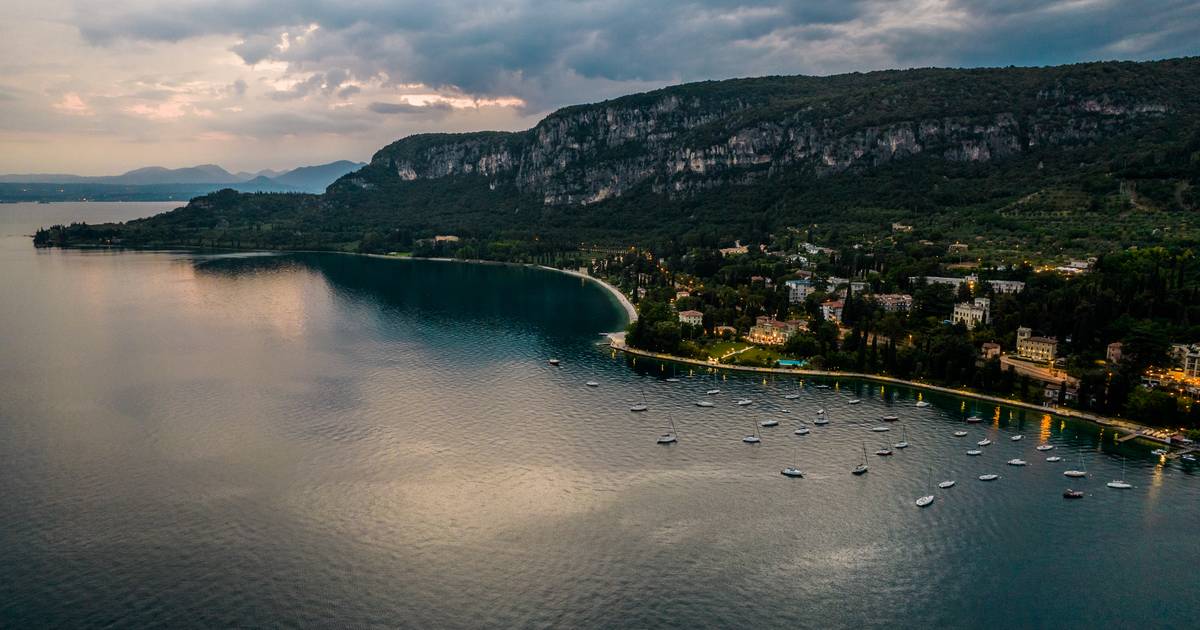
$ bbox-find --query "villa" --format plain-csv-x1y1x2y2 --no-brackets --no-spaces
678,310,704,327
952,298,991,330
821,300,844,322
747,315,804,345
872,293,913,312
1016,327,1058,362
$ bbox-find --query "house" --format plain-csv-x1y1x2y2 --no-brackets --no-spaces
824,276,849,291
433,235,460,243
1173,343,1200,378
748,316,804,345
987,280,1025,294
891,223,913,233
678,310,704,327
675,290,690,300
948,242,969,254
821,300,844,322
872,293,914,312
1016,327,1058,362
719,241,749,256
981,342,1001,359
714,325,737,337
910,275,978,289
785,278,814,304
952,298,991,330
1106,342,1123,365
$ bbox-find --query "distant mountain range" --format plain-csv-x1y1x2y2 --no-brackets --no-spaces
0,160,365,200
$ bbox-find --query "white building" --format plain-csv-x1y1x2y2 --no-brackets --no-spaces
678,310,704,327
821,300,844,322
952,298,991,330
872,294,914,312
1174,343,1200,378
1016,327,1058,362
785,278,814,304
987,280,1025,294
911,275,979,289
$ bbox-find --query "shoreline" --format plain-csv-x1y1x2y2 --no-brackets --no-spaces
353,253,637,326
610,337,1174,447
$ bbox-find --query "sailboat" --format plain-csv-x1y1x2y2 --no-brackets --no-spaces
1006,458,1027,466
736,399,754,406
978,473,1000,481
967,448,982,456
938,479,956,489
966,414,982,423
1046,455,1063,462
706,371,720,395
916,400,931,408
760,418,780,428
916,468,935,507
743,420,761,444
881,414,899,422
548,358,561,366
695,400,715,407
586,380,599,387
1036,444,1054,451
1011,434,1023,441
954,415,968,437
894,426,910,449
814,412,830,425
977,438,992,446
1063,452,1087,478
794,424,811,435
784,381,801,400
853,443,869,475
848,398,862,405
630,388,648,412
665,364,680,383
781,446,804,477
1107,457,1132,489
875,445,893,456
870,426,890,432
657,416,678,444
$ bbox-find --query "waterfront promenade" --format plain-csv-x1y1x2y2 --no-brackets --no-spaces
608,334,1172,446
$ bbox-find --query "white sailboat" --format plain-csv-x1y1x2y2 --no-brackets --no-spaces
881,415,899,422
977,438,992,446
875,446,893,456
978,473,1000,481
586,380,599,387
794,425,811,435
695,400,715,407
736,399,753,406
894,426,910,449
630,387,648,412
853,443,869,475
871,426,890,432
781,446,804,477
760,419,779,428
784,381,801,400
967,449,982,456
1006,458,1027,466
657,416,678,444
1107,457,1132,489
814,414,830,425
743,420,761,444
916,467,935,507
548,358,560,366
1011,434,1023,441
1046,455,1063,462
1036,444,1054,451
915,400,931,408
848,398,862,405
938,480,956,489
1063,452,1087,478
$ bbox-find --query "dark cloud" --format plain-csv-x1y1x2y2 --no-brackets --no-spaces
68,0,1200,112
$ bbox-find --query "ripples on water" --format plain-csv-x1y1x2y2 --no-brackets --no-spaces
1,204,1198,627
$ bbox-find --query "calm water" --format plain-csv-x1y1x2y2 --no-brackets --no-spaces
2,203,1198,628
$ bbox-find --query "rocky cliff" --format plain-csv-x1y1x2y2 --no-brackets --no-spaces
333,59,1197,206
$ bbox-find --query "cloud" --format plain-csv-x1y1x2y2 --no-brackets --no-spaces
53,92,93,116
367,100,452,115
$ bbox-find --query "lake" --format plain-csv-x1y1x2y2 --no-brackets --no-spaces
1,203,1198,628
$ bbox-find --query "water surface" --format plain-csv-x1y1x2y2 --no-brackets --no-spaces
1,203,1197,628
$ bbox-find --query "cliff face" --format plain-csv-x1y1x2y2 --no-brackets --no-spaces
334,59,1197,207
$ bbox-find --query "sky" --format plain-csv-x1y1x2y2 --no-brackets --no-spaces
1,0,1197,175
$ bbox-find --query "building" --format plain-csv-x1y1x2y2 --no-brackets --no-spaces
952,298,991,330
910,275,978,289
872,293,913,312
714,325,737,337
891,223,913,233
1174,343,1200,378
1106,342,1123,365
678,310,704,327
675,290,690,300
433,235,460,243
987,280,1025,294
747,316,804,346
821,300,844,322
719,241,749,256
948,242,969,254
1016,327,1058,362
981,342,1001,359
785,278,814,304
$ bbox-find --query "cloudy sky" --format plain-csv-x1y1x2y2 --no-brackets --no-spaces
2,0,1197,174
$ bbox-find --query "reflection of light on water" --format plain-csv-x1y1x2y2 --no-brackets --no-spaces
1039,414,1052,442
1144,457,1166,514
992,406,1001,428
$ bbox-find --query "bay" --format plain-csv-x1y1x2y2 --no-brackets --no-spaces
1,203,1197,628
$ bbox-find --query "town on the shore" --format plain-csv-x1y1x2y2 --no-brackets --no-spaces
567,225,1200,437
